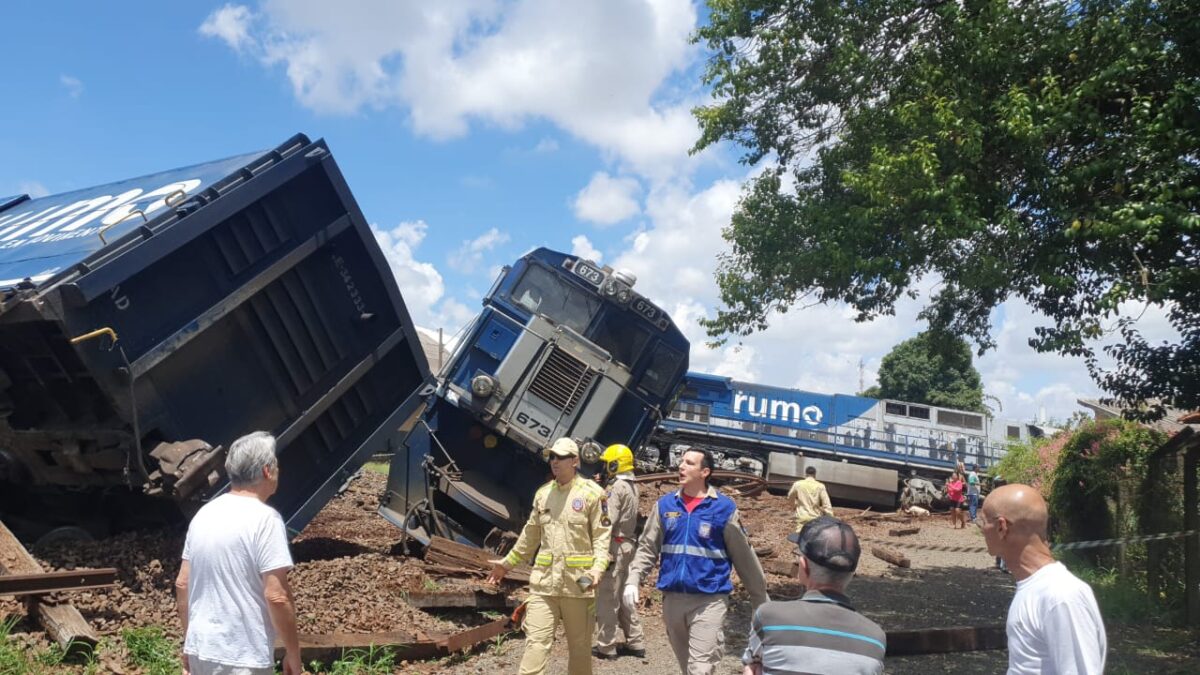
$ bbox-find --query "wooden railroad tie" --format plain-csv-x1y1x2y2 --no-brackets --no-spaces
871,546,911,568
885,625,1007,656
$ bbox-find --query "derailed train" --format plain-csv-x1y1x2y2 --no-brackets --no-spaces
0,134,687,552
380,249,689,547
0,135,430,541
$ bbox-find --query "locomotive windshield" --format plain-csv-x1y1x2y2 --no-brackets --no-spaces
641,342,685,397
589,311,651,367
511,264,599,334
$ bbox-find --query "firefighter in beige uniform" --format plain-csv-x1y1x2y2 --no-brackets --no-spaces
592,444,646,659
488,437,612,675
787,465,834,532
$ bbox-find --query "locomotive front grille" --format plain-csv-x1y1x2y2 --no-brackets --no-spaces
528,346,594,415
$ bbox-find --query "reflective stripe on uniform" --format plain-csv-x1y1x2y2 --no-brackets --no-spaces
530,552,593,567
662,544,729,560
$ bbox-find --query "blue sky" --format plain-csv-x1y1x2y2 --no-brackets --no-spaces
3,0,1149,424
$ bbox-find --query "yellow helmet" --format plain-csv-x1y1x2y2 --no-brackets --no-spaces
600,444,635,477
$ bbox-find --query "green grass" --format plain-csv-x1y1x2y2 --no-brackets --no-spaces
1066,563,1180,626
0,616,94,675
363,461,390,476
308,645,396,674
0,616,32,675
123,626,181,675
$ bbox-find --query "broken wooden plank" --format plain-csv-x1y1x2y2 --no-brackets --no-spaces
871,546,911,568
0,568,118,597
437,617,513,653
425,536,530,582
885,625,1007,656
888,527,921,537
0,519,98,654
277,618,516,665
423,563,487,578
404,590,515,610
277,632,440,664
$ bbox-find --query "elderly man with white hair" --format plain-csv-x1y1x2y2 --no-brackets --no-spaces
174,431,302,675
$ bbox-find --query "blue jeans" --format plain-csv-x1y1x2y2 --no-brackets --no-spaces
968,493,979,521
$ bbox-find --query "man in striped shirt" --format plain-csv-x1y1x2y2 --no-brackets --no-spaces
742,516,885,675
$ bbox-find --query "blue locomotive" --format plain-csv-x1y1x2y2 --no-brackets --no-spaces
381,248,689,547
655,373,1031,506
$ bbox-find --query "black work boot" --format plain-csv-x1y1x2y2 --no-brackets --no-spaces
592,647,619,660
617,644,646,658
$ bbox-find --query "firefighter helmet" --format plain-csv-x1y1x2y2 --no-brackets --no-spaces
600,444,635,478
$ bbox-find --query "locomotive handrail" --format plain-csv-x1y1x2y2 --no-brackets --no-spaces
661,410,1002,471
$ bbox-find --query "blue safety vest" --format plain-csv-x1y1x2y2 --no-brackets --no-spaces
655,490,736,595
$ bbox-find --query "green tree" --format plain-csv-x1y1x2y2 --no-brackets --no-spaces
873,332,985,412
693,0,1200,419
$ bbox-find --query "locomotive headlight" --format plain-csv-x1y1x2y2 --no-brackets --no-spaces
580,440,603,464
470,374,497,398
603,279,632,305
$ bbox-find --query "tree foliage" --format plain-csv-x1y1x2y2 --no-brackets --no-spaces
872,332,985,411
694,0,1200,417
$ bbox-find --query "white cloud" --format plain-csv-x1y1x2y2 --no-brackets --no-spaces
59,75,83,99
449,227,511,273
372,221,474,330
604,171,1107,424
199,4,255,52
202,0,706,180
202,1,1117,424
570,235,602,263
17,181,50,198
573,172,641,225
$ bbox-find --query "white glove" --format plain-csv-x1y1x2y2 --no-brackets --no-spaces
622,584,639,609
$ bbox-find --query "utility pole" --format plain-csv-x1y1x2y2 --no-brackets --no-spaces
858,358,865,394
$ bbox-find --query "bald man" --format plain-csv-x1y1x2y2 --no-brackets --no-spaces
978,484,1106,674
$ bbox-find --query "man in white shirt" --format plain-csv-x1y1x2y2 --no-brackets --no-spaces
174,431,302,675
978,484,1106,674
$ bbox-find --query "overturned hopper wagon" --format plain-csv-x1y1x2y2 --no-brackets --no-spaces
0,134,430,540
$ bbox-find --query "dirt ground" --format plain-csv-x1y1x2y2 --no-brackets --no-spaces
2,471,1197,673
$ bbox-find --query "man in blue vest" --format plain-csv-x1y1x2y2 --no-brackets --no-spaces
624,447,768,674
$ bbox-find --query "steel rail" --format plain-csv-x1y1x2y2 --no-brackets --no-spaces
0,568,118,597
